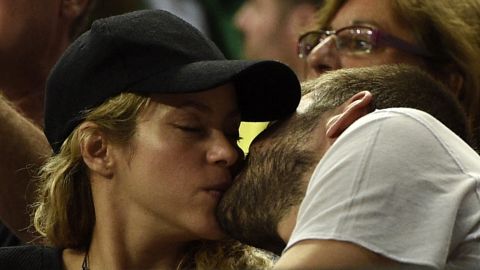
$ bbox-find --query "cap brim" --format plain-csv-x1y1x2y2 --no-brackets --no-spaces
130,60,301,122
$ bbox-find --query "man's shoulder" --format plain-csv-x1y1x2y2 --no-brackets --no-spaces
350,107,455,141
341,107,438,139
362,107,439,125
0,245,62,270
333,107,479,170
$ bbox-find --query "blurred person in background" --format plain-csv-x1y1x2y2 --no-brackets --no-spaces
0,0,94,246
300,0,480,146
0,0,144,246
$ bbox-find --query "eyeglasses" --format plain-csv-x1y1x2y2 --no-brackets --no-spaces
297,25,432,59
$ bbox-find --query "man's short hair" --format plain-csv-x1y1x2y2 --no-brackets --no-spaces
302,64,473,146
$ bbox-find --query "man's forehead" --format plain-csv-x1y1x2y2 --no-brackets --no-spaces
255,91,316,142
296,91,315,114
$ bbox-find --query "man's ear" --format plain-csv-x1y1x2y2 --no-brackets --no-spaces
79,122,114,178
61,0,90,21
326,91,374,138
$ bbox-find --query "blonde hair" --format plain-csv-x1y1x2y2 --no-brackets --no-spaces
180,239,275,270
33,92,273,268
313,0,480,140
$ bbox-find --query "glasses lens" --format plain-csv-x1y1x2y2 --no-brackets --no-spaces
336,27,374,54
298,32,323,58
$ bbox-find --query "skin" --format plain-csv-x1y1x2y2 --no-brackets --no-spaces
0,0,88,242
235,0,317,77
64,84,242,270
306,0,428,80
0,0,88,121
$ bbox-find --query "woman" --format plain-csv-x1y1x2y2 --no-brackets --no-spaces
0,10,300,269
298,0,480,146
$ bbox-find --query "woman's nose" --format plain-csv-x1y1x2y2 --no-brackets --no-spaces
207,134,240,168
306,36,341,79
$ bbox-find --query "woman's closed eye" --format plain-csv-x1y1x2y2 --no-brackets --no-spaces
174,124,206,135
173,122,242,142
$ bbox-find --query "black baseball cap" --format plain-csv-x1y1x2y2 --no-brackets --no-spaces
45,10,301,153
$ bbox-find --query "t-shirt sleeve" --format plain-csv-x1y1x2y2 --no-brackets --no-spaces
285,110,471,269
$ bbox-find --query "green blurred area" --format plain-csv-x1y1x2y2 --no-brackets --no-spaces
200,0,245,59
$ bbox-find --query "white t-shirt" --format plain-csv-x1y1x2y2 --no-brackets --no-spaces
286,108,480,269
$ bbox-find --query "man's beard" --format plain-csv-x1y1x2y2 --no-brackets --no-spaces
216,138,316,254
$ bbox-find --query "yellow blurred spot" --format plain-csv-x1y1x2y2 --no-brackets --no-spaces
238,121,269,154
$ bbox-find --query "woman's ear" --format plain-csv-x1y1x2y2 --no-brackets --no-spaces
79,122,114,178
326,91,374,138
60,0,90,21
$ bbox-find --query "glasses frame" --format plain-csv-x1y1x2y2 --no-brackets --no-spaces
297,25,432,59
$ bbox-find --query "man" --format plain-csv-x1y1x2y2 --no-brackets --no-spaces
0,0,94,245
235,0,322,152
218,65,480,269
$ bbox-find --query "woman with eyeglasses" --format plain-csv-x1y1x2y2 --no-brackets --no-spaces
298,0,480,147
281,0,480,268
